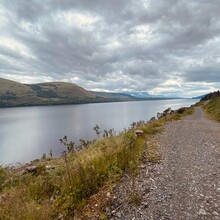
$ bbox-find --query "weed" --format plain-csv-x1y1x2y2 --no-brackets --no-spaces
59,135,76,153
93,124,101,136
0,165,6,191
99,212,107,219
0,106,194,219
129,192,142,206
204,96,220,122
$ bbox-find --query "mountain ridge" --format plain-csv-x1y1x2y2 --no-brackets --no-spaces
0,78,182,107
0,78,98,107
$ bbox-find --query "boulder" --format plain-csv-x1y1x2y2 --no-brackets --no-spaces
134,130,144,137
46,165,56,171
24,166,37,174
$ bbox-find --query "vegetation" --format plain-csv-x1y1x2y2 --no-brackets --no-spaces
198,90,220,122
0,107,194,219
201,90,220,101
204,96,220,122
0,78,97,107
0,78,183,108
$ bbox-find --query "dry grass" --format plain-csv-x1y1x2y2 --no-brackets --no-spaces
0,106,194,219
204,97,220,122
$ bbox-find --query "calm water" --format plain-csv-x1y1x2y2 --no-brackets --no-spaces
0,99,198,165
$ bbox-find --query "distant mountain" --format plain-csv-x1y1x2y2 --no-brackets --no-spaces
91,91,179,100
124,92,152,98
91,91,136,101
192,95,205,99
124,92,166,99
0,78,183,108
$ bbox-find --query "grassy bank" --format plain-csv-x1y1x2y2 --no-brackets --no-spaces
204,97,220,122
0,107,194,219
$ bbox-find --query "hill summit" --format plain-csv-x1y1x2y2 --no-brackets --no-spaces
0,78,180,107
0,78,96,107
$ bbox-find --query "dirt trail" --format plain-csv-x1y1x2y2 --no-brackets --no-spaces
109,107,220,220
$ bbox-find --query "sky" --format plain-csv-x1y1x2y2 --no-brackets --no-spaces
0,0,220,97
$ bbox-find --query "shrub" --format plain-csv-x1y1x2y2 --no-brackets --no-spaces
0,165,6,191
177,107,186,114
0,106,195,219
204,96,220,122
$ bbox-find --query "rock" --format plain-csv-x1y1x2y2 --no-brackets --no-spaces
213,211,219,216
141,201,149,208
217,188,220,193
22,165,47,175
157,112,162,119
50,195,57,203
115,211,122,218
198,208,207,215
134,130,144,137
56,214,64,220
24,166,37,173
157,108,173,119
107,192,111,198
138,164,146,169
46,165,56,171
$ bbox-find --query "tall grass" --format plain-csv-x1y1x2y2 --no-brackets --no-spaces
204,96,220,122
0,107,194,219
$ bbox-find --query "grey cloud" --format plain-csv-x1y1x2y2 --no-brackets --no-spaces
185,62,220,83
1,0,220,96
3,0,48,21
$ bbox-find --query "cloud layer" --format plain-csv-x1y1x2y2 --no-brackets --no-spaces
1,0,220,97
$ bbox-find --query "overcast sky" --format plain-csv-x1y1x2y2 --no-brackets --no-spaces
0,0,220,97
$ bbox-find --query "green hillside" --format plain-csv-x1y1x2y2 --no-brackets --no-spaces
0,78,97,107
204,96,220,122
0,78,146,107
28,82,96,99
0,78,35,98
0,78,182,107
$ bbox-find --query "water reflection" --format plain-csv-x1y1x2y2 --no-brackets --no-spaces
0,99,198,165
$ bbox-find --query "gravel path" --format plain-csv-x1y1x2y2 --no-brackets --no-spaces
108,107,220,220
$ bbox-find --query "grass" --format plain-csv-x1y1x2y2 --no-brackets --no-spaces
0,106,194,219
0,78,98,107
129,193,142,206
204,96,220,122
